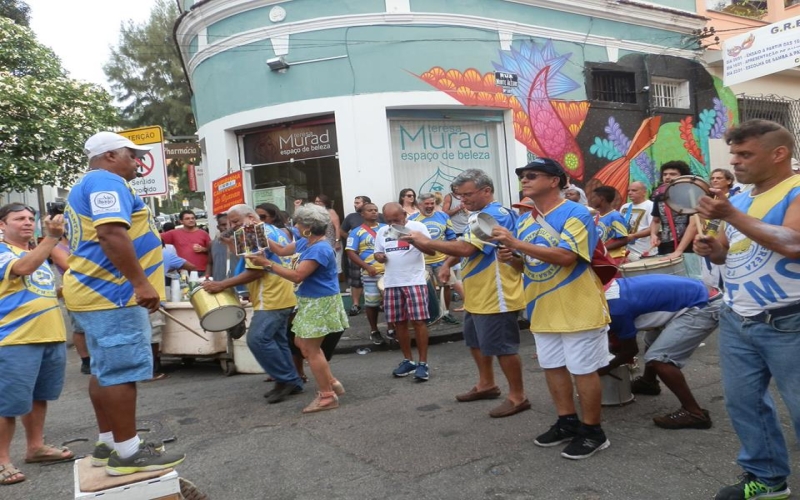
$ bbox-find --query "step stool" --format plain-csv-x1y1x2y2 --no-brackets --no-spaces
73,457,180,499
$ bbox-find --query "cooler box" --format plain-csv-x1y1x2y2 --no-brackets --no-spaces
160,302,227,356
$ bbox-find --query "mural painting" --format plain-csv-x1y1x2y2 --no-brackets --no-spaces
411,39,739,202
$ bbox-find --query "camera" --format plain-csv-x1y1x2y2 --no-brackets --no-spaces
46,201,66,218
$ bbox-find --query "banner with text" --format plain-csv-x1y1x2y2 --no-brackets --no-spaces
242,123,338,165
724,16,800,86
389,119,502,197
212,171,245,214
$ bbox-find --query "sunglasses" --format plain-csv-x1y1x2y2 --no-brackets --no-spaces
517,171,552,181
0,204,36,221
404,194,415,198
259,214,268,221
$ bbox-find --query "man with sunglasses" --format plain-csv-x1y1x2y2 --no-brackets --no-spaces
0,204,72,485
403,169,529,418
64,131,185,476
492,158,611,460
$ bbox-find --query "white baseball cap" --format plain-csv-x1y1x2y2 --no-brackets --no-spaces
84,131,151,159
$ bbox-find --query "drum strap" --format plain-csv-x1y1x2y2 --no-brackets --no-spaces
664,205,679,245
360,224,377,238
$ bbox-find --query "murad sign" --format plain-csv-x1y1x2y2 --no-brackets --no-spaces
120,126,168,197
723,15,800,86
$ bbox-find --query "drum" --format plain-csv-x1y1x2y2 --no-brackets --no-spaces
601,363,635,406
468,212,499,241
664,175,710,215
620,255,686,278
189,287,246,332
386,224,410,239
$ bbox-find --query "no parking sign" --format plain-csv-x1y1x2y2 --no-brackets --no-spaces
120,126,168,197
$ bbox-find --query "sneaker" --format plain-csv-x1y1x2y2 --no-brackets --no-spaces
714,472,790,500
266,383,304,404
442,313,459,324
386,329,396,340
105,442,185,476
534,421,580,447
560,429,611,460
91,442,113,467
653,408,712,430
80,363,91,375
631,376,661,395
414,363,429,381
370,331,385,345
392,359,417,377
348,305,362,317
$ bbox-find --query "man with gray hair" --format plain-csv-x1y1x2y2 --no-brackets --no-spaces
202,204,303,404
620,181,654,260
65,131,185,475
404,169,529,418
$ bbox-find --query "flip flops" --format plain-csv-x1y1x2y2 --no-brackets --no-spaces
24,444,74,464
0,463,25,485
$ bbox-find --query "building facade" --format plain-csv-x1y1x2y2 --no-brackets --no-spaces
176,0,739,216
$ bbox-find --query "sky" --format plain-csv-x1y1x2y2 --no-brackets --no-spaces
27,0,160,88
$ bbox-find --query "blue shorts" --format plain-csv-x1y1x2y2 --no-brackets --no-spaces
463,312,521,357
0,342,67,417
72,307,153,387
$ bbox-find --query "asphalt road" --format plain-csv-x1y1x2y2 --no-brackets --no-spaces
7,330,799,500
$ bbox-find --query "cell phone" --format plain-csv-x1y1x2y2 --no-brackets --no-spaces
255,223,270,249
233,228,247,255
46,201,66,218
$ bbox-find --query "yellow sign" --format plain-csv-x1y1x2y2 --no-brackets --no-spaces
120,125,163,145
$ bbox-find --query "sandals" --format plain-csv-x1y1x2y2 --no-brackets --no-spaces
24,444,74,463
331,380,345,396
302,391,339,413
0,463,25,485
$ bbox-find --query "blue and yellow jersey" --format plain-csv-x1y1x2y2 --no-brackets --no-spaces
0,243,67,345
597,210,628,259
724,175,800,316
245,224,297,311
345,223,386,275
517,200,610,333
63,170,165,311
409,211,456,265
461,202,525,314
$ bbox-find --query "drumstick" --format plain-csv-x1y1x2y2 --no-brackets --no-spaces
159,308,210,341
693,214,705,235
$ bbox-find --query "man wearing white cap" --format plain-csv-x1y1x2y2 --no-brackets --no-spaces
63,132,185,476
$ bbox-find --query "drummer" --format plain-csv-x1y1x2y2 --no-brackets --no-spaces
589,186,628,264
600,275,721,430
344,203,387,345
201,204,304,404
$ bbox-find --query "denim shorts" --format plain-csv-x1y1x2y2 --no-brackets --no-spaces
463,311,521,356
0,342,66,417
72,307,153,386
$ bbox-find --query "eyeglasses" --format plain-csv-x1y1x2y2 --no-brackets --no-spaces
454,187,488,199
517,172,552,181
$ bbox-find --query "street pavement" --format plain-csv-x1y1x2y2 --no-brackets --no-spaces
8,312,800,499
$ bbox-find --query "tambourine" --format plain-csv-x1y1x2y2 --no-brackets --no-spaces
663,175,710,215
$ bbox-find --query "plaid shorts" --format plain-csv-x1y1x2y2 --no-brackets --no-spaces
384,285,429,323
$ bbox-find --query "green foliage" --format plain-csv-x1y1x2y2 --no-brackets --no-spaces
0,0,30,27
0,18,117,193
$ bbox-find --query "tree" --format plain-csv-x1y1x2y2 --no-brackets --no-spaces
104,0,197,203
0,18,118,194
0,0,30,27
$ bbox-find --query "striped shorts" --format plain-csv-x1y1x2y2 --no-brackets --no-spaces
384,285,429,323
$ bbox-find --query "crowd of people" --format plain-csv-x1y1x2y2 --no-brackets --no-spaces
2,119,800,500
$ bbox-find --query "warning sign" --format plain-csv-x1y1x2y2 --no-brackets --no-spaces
120,126,168,198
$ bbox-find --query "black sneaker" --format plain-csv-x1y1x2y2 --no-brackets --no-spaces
534,421,579,447
80,364,91,375
267,384,303,404
560,429,610,460
631,376,661,395
348,305,362,317
105,442,185,476
714,472,790,500
370,331,385,345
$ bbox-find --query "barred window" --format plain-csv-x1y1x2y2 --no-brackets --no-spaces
737,96,799,158
591,70,637,104
651,78,690,109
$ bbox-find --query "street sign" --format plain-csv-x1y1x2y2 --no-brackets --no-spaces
120,126,168,198
164,142,200,159
494,71,518,88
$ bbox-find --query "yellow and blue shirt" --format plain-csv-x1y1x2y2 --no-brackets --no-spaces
517,200,610,332
63,170,165,311
461,202,525,314
597,210,628,259
409,211,456,265
245,224,297,311
345,223,386,275
0,243,67,345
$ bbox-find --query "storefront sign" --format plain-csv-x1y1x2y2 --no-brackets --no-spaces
724,15,800,86
164,142,200,159
212,171,245,214
243,123,338,164
188,164,197,192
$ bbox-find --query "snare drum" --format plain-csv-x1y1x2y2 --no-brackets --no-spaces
619,255,686,278
189,287,246,332
664,175,711,215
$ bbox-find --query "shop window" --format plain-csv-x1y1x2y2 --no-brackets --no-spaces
707,1,768,19
651,77,690,109
787,0,800,7
591,70,637,104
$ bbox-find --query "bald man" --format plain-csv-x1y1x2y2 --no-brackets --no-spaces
620,181,654,260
